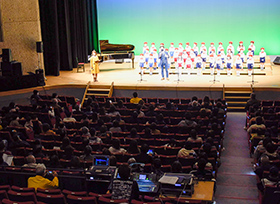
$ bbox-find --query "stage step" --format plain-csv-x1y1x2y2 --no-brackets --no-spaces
81,81,114,107
224,88,252,112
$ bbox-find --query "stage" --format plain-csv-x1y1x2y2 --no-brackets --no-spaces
45,56,280,91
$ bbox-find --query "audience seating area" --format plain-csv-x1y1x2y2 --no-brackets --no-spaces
246,100,280,204
0,93,228,203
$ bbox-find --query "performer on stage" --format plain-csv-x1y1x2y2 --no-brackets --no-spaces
153,49,158,67
247,48,253,60
158,47,170,80
237,41,245,53
193,42,199,56
185,56,193,75
217,42,224,54
249,41,255,55
209,54,216,76
239,48,245,63
227,41,234,55
169,43,175,62
200,42,207,54
216,54,223,76
143,42,149,54
139,53,145,76
209,43,216,55
190,49,196,68
182,50,188,67
247,55,254,76
185,42,191,55
195,54,203,75
150,42,156,51
178,43,184,55
201,49,207,70
148,53,154,75
89,50,100,82
220,49,226,70
144,49,150,66
176,54,183,79
226,55,233,76
174,48,179,63
235,54,243,76
259,47,266,70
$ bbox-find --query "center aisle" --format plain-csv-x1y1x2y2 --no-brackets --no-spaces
215,112,259,204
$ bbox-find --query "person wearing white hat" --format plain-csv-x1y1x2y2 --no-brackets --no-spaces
209,54,216,76
208,43,216,55
226,55,233,76
139,54,145,75
185,56,193,75
169,43,175,62
195,54,203,76
259,48,266,70
193,42,199,56
227,41,234,55
216,54,222,76
201,49,207,70
200,42,207,54
237,41,245,53
143,42,149,54
247,55,254,76
217,42,224,54
235,54,243,76
249,41,255,55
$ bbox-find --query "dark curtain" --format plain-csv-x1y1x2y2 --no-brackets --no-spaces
38,0,99,76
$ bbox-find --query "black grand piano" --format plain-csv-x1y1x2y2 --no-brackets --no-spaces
98,40,135,68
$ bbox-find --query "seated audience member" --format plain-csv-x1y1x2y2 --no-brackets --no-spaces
42,123,56,136
254,155,273,180
51,93,61,103
190,158,214,181
164,138,177,148
109,139,126,154
130,92,142,104
63,112,76,122
9,115,22,127
80,145,94,161
254,137,272,160
33,145,45,158
189,96,199,106
258,166,280,192
202,96,212,107
109,155,117,166
143,127,152,138
0,152,8,166
145,105,156,117
150,122,160,134
216,102,225,116
9,130,30,151
171,161,182,173
48,155,62,168
136,144,153,164
72,104,83,115
151,158,164,180
60,136,71,150
63,145,75,160
89,128,103,144
155,113,166,125
111,165,139,201
262,142,279,160
247,116,266,134
81,126,91,138
30,90,41,106
187,129,203,143
115,114,125,125
127,140,140,154
70,156,82,169
178,141,197,158
109,120,122,133
136,105,145,117
117,100,126,109
197,109,209,120
107,106,120,117
250,127,265,141
245,93,260,111
129,128,138,139
28,163,59,190
178,112,197,127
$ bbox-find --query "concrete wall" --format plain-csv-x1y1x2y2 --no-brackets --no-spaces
0,0,43,74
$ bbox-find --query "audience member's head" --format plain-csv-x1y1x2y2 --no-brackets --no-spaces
171,161,182,173
118,165,131,180
36,164,46,176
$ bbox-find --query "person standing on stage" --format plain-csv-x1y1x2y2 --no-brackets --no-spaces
174,48,179,63
178,43,184,55
169,43,175,62
89,50,100,82
259,48,266,70
209,54,216,76
158,46,170,80
153,49,158,67
217,42,224,54
249,41,255,55
195,54,203,76
190,49,196,67
150,42,156,52
182,50,188,67
185,43,191,55
247,48,253,60
216,54,222,76
185,56,192,75
239,48,245,63
201,49,207,70
209,43,216,55
176,54,183,80
200,42,207,54
226,55,233,76
139,54,145,76
247,55,254,76
193,42,199,56
144,49,150,66
143,42,149,54
237,41,245,53
148,53,154,75
227,41,234,55
235,54,243,76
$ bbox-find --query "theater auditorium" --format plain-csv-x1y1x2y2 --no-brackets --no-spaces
0,0,280,204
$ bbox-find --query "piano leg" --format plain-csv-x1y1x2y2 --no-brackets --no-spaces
131,53,135,69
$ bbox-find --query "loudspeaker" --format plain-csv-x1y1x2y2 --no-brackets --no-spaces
273,56,280,65
2,48,12,62
1,62,12,76
36,42,43,53
35,69,45,86
12,62,22,76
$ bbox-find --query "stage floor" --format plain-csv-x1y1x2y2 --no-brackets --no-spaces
45,58,280,90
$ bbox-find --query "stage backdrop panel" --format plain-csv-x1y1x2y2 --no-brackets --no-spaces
97,0,280,55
